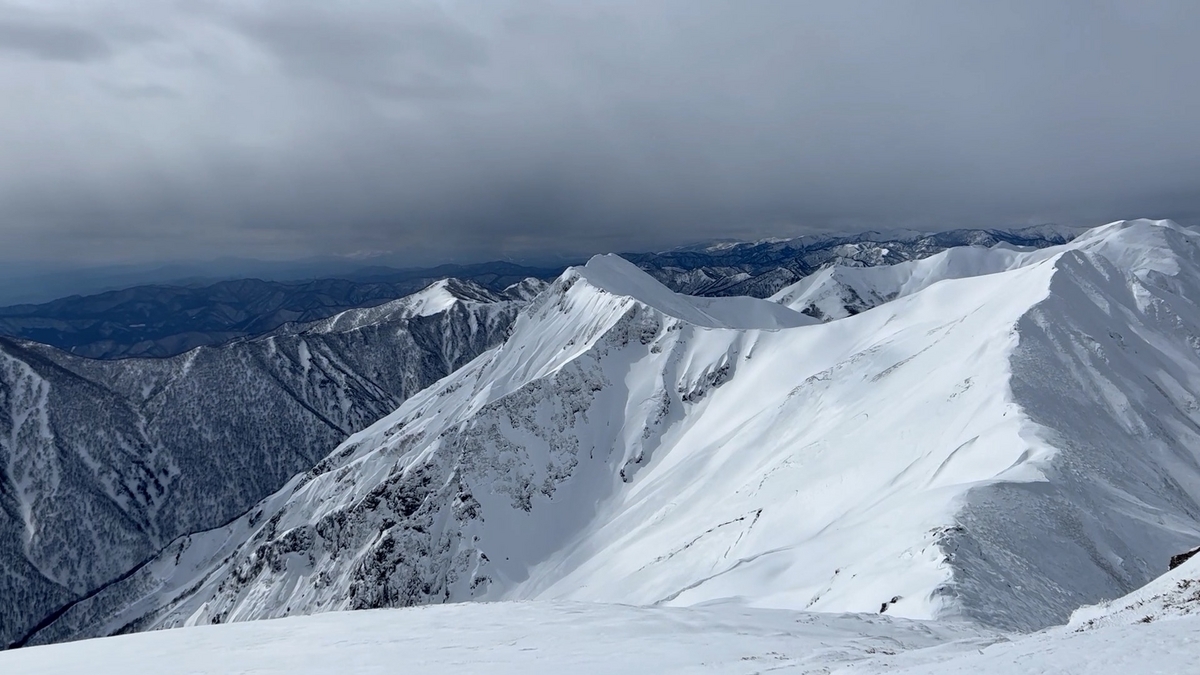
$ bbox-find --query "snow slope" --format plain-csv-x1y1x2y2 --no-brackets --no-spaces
0,602,992,674
27,219,1200,643
1067,548,1200,630
5,573,1200,675
769,242,1049,320
841,616,1200,674
840,551,1200,673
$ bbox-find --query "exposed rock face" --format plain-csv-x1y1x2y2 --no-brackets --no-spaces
1170,547,1200,570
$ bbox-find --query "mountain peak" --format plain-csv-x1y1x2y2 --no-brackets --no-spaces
403,278,500,313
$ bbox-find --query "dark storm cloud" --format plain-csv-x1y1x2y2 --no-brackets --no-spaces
2,1,1200,266
0,18,111,61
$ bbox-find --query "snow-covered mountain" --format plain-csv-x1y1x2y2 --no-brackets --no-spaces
25,219,1200,645
0,279,537,647
0,265,558,359
0,226,1073,360
769,243,1037,320
628,224,1080,298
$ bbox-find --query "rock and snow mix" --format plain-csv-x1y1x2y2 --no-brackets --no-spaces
0,279,528,647
5,219,1200,671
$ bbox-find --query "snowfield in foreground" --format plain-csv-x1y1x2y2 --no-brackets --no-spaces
7,556,1200,673
0,602,986,674
5,553,1200,675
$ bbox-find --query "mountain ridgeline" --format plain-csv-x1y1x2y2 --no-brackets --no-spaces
630,224,1078,298
2,225,1101,648
0,264,559,360
15,220,1200,648
0,226,1075,359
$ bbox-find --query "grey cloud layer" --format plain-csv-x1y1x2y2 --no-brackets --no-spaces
2,0,1199,265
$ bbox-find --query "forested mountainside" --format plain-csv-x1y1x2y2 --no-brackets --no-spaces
0,279,535,647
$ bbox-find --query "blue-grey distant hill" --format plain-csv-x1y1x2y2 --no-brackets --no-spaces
0,263,562,359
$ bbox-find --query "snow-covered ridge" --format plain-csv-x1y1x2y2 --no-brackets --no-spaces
577,254,813,329
769,243,1049,319
1068,551,1200,630
285,277,526,335
771,218,1189,324
23,219,1200,644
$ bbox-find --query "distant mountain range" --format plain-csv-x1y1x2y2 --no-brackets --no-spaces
0,226,1076,359
0,263,560,359
1,224,1094,649
631,224,1080,297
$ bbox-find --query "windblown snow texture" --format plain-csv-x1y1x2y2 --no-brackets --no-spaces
24,220,1200,646
0,279,531,647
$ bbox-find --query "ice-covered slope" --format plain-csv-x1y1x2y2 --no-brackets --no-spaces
28,220,1200,643
0,279,528,648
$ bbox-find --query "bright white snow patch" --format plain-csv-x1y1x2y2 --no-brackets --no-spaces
5,597,1200,674
0,602,985,674
579,253,815,329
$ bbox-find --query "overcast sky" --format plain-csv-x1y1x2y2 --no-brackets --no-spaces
2,1,1200,267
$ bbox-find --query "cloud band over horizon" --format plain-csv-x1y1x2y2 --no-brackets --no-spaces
2,1,1200,266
